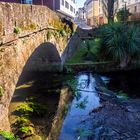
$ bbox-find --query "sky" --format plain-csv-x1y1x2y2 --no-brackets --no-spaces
76,0,86,10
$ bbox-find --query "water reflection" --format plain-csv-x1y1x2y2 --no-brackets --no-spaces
59,72,100,140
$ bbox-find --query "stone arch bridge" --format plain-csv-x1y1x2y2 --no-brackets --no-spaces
0,2,85,130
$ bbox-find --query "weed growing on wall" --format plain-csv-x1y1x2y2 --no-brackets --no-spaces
14,27,22,35
0,130,16,140
0,86,4,97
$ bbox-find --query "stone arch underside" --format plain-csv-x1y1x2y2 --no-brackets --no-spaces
23,42,62,72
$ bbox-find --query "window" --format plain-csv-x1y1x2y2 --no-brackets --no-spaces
65,1,69,9
61,0,64,6
134,6,137,12
70,5,73,12
21,0,32,4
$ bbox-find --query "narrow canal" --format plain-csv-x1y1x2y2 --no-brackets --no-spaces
9,70,140,140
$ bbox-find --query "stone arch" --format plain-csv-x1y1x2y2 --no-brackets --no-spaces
23,42,62,71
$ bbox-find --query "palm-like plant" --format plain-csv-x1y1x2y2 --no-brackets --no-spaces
97,22,140,67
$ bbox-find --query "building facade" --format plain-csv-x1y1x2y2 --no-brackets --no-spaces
85,0,99,26
56,0,76,19
118,0,140,20
0,0,76,19
77,8,86,20
98,0,108,24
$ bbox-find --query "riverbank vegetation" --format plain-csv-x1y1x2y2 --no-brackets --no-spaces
66,21,140,70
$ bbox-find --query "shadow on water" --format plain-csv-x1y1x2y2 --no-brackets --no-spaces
9,71,68,139
8,41,68,139
101,70,140,98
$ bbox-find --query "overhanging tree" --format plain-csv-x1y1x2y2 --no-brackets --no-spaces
102,0,118,23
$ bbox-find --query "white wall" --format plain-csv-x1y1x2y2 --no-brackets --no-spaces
118,0,140,9
59,0,76,18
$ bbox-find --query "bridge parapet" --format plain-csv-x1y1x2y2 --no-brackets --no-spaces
0,2,59,45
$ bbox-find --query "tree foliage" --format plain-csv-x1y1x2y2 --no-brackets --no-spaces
117,8,131,22
97,22,140,67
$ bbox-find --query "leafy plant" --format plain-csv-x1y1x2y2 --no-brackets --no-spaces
16,103,33,115
16,102,47,117
19,126,33,135
28,102,47,116
117,8,131,22
59,29,66,37
0,86,4,97
67,79,78,94
97,22,140,67
14,27,21,34
15,117,30,127
0,130,16,140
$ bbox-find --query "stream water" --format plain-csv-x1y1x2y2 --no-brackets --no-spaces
9,70,140,140
59,73,101,140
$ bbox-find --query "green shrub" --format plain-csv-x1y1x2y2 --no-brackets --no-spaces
97,22,140,67
117,8,131,22
0,130,16,140
14,27,21,34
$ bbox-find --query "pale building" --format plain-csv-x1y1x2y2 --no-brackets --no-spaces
77,8,86,20
118,0,140,20
85,0,99,26
98,0,108,24
56,0,76,19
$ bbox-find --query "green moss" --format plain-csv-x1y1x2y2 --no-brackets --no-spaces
0,130,16,140
46,31,52,40
14,27,21,35
0,86,4,97
118,90,129,100
59,29,66,37
29,23,38,30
